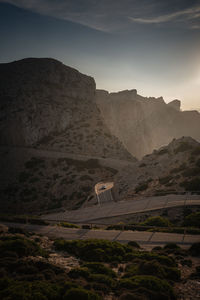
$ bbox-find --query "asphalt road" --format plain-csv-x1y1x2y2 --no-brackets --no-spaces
42,194,200,223
2,222,200,250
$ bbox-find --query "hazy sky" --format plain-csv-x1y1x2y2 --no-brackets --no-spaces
0,0,200,110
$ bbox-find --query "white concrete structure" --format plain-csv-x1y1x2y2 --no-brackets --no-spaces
95,182,116,204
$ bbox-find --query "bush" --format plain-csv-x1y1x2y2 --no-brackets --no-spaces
140,216,172,227
119,275,175,299
128,241,140,249
184,212,200,228
82,262,116,278
54,239,131,262
164,243,180,250
124,260,180,282
0,236,47,258
0,279,60,300
63,287,102,300
58,222,79,228
90,273,116,288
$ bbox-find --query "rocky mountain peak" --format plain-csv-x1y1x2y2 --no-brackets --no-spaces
167,99,181,111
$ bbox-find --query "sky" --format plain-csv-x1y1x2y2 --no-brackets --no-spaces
0,0,200,110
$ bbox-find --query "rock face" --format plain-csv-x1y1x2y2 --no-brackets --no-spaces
96,89,200,159
0,58,94,145
167,99,181,111
0,58,133,160
116,136,200,200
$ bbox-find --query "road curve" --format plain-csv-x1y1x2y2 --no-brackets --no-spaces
1,222,199,250
42,194,200,223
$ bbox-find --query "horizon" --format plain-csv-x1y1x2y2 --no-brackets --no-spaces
0,1,200,110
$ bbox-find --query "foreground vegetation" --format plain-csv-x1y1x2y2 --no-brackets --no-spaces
0,222,200,300
106,212,200,234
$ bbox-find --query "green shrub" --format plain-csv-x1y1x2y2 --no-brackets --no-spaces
164,243,180,250
184,212,200,228
54,239,130,262
0,279,60,300
63,287,102,300
138,252,176,267
58,222,79,228
0,236,47,258
124,260,180,282
82,262,116,278
90,273,116,288
140,216,172,227
128,241,140,249
119,275,174,299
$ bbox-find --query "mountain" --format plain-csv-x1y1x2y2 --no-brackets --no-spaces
96,89,200,159
0,58,133,214
0,58,132,160
0,58,199,214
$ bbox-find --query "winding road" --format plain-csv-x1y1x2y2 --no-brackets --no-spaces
1,221,199,250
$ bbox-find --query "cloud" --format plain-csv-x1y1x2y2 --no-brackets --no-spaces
1,0,200,31
129,5,200,25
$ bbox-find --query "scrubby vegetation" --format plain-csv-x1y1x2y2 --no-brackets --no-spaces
1,225,200,300
184,212,200,228
0,214,49,225
140,216,172,227
58,222,80,229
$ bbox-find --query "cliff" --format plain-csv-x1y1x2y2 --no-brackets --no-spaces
96,89,200,159
0,58,132,160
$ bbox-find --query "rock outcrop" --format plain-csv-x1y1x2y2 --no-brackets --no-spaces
96,89,200,159
117,136,200,199
0,58,133,160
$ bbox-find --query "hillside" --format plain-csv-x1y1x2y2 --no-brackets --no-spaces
96,89,200,159
0,58,134,214
117,137,200,200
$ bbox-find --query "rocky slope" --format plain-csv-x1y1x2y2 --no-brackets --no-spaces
0,58,133,160
96,89,200,159
117,136,200,200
